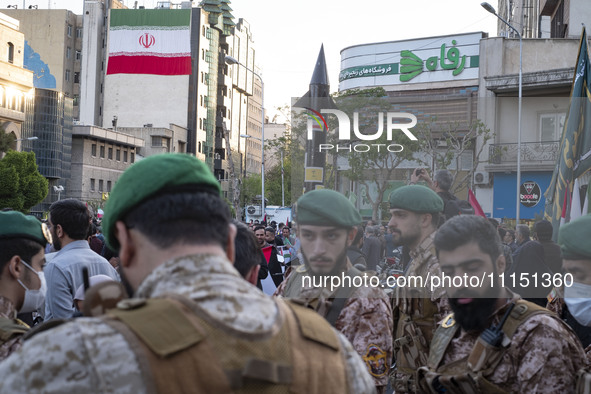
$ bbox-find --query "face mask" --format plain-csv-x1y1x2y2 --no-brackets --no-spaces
17,260,47,314
564,281,591,327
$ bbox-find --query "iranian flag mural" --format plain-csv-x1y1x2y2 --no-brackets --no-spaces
107,9,191,76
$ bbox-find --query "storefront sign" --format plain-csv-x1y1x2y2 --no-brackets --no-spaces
520,181,542,207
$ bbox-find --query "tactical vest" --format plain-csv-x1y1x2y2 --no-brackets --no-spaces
392,244,440,392
281,265,363,327
101,294,348,394
416,300,560,394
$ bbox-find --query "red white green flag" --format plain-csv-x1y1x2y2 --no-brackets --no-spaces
107,9,191,75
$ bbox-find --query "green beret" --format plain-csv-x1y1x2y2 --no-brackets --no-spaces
389,185,444,213
296,189,361,227
558,214,591,259
0,211,50,246
103,153,220,251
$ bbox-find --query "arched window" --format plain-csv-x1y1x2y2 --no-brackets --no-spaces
7,42,14,64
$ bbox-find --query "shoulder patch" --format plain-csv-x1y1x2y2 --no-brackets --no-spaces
363,344,388,377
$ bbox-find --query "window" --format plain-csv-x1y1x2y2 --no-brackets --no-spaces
130,152,135,163
7,42,14,64
116,149,120,161
74,72,80,84
98,179,103,192
76,28,82,38
107,181,112,192
73,94,79,106
65,69,71,81
108,147,113,159
76,50,81,61
67,25,72,37
100,145,105,158
90,178,95,191
66,47,71,59
123,151,128,162
91,144,97,156
540,113,566,142
152,136,163,147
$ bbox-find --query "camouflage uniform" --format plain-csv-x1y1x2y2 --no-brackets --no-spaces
0,296,28,361
419,293,587,392
0,255,376,393
391,231,451,392
276,259,393,393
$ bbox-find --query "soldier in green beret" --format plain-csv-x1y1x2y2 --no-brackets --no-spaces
0,154,375,393
0,210,50,361
387,185,451,392
558,213,591,362
276,189,393,393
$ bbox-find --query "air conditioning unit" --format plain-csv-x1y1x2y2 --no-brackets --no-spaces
474,171,490,185
246,205,261,216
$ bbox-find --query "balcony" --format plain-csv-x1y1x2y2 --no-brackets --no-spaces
487,141,560,172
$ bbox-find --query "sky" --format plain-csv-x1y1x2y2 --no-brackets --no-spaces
3,0,498,120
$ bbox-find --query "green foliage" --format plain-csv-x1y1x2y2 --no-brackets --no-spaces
413,118,494,195
265,157,292,206
334,89,420,220
241,173,262,206
0,151,48,212
0,127,16,153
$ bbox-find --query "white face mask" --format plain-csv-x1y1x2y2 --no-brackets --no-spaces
564,281,591,327
17,260,47,314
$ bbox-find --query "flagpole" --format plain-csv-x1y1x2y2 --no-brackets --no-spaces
281,150,285,207
481,2,523,224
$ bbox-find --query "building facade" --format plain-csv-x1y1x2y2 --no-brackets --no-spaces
338,32,484,218
4,9,83,121
70,124,143,203
0,12,34,152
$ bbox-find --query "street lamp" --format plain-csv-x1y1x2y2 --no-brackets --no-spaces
15,136,38,141
481,2,523,224
226,55,266,218
53,185,64,201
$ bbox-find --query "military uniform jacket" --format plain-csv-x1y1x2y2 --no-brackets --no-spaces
432,293,587,392
0,296,28,361
0,254,376,394
392,231,451,392
275,260,393,391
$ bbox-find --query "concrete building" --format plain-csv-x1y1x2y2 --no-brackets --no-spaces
70,124,143,202
338,32,484,219
476,36,582,222
4,8,83,121
0,12,34,151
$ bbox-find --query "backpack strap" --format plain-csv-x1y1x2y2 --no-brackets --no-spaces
325,266,364,327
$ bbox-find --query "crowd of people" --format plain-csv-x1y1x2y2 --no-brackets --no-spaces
0,156,589,393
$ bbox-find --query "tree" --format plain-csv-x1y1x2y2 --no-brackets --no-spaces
241,173,262,207
336,88,421,220
413,118,494,195
0,151,48,212
265,155,292,206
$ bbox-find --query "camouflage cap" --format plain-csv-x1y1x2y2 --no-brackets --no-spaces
389,185,444,213
558,213,591,259
296,189,361,227
0,210,51,246
103,153,221,251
